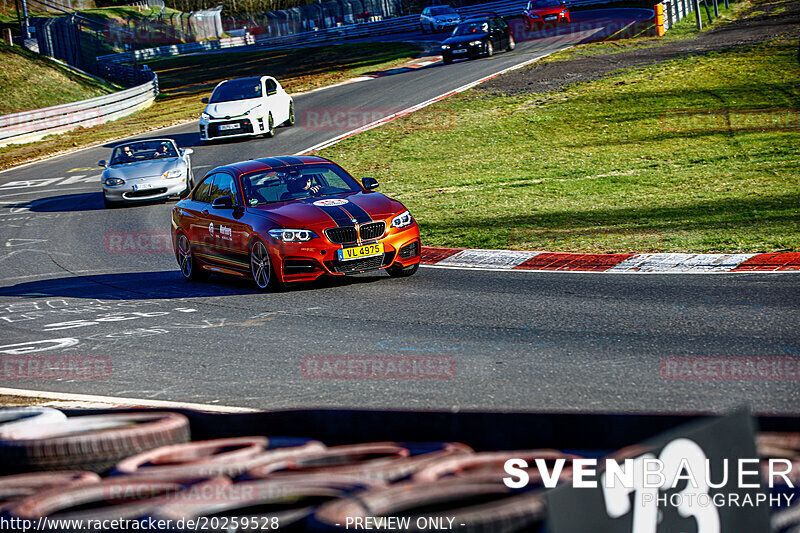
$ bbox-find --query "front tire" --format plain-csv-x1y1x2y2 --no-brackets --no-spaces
264,114,275,138
250,240,281,291
387,262,419,278
485,41,494,57
176,233,206,282
442,56,453,65
420,23,427,34
507,34,516,51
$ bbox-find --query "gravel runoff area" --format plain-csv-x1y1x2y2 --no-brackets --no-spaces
480,0,800,95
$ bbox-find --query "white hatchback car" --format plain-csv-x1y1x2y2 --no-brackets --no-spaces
199,76,295,142
419,5,461,33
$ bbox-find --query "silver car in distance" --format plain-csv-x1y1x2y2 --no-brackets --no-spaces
99,139,194,208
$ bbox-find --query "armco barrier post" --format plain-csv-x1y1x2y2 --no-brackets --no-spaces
655,3,665,35
663,0,673,30
694,0,702,28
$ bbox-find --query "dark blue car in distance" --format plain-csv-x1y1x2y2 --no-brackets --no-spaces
440,14,515,64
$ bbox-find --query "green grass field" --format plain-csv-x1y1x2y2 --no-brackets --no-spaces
0,44,119,115
318,38,799,253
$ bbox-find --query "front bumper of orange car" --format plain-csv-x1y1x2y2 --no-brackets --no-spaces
269,222,421,284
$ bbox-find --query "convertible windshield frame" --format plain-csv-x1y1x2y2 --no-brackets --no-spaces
110,140,178,165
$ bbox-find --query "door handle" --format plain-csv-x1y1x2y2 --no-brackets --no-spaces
202,209,209,216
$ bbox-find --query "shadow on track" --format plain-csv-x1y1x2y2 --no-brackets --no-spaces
10,193,173,213
0,270,388,301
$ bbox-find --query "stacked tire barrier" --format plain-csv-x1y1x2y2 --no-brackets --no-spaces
0,407,798,532
0,72,158,148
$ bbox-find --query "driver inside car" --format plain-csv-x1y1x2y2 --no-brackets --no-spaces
287,176,321,196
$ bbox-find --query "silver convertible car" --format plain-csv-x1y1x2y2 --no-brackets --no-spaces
99,139,194,208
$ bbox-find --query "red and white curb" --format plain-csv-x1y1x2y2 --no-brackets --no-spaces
420,247,800,273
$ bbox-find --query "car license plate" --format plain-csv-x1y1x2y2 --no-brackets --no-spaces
545,15,557,20
219,124,240,131
132,183,153,191
338,243,384,261
453,49,467,54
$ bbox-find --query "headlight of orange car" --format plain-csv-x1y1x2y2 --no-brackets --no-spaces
268,229,319,242
391,210,414,229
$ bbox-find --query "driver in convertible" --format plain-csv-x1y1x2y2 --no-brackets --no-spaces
154,142,175,157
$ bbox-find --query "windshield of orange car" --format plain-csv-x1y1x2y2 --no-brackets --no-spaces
241,164,362,207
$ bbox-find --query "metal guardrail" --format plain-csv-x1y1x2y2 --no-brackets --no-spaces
128,0,165,8
0,74,159,147
97,0,618,65
662,0,694,29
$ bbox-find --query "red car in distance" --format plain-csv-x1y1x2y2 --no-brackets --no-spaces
171,156,421,291
522,0,570,30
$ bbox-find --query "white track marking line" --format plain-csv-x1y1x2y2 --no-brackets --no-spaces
0,387,257,413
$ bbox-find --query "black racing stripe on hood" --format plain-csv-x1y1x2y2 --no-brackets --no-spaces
340,201,372,224
298,198,353,227
276,156,305,166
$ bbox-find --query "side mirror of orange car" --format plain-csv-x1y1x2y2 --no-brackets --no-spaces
362,177,379,190
212,196,234,209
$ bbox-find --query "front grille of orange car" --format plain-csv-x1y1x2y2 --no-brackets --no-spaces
325,226,358,244
326,251,395,274
359,221,386,241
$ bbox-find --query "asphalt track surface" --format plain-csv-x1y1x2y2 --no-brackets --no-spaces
0,12,798,414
